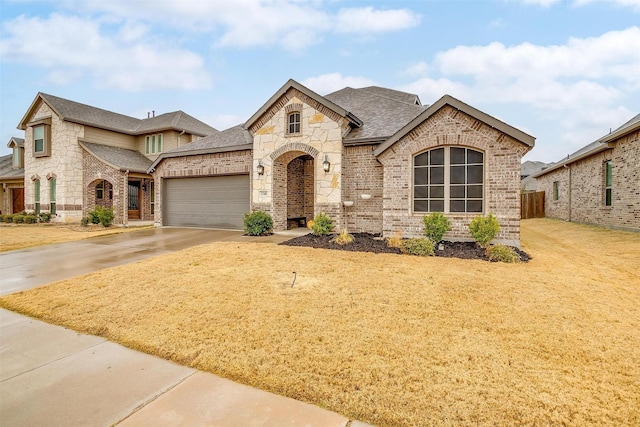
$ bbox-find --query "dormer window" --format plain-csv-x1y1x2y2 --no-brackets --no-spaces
12,147,24,169
287,112,301,135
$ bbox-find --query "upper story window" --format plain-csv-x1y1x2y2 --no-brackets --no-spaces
287,112,301,135
145,133,163,155
604,160,612,206
30,119,52,157
413,147,484,214
12,147,24,168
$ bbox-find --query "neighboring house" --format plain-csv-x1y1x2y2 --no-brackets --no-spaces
16,93,217,224
520,160,549,192
0,137,25,214
533,113,639,231
150,79,535,246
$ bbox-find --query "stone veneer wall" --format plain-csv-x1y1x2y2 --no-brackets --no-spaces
23,101,85,222
537,131,639,230
342,145,384,233
250,90,348,231
377,105,530,246
152,150,252,226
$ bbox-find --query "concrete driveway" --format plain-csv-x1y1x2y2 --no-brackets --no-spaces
0,227,289,296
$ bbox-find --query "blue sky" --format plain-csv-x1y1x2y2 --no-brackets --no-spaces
1,0,639,162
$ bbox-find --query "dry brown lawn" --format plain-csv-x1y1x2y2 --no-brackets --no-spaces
1,219,639,426
0,223,152,252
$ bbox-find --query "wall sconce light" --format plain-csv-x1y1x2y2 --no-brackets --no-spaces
257,160,265,176
141,181,147,192
322,155,330,173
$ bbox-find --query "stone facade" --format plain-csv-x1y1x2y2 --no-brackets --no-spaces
151,150,252,226
23,101,85,222
377,106,528,246
250,90,348,231
537,130,639,231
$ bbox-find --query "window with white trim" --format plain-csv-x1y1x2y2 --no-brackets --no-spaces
553,181,559,201
145,133,163,154
413,147,484,213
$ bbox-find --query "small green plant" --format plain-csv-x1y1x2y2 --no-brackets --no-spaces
332,229,354,245
38,212,52,223
23,214,38,224
2,214,13,223
469,213,501,248
487,244,520,263
12,214,25,224
311,213,333,236
88,206,115,227
402,237,435,256
243,210,273,236
422,212,451,243
81,217,89,227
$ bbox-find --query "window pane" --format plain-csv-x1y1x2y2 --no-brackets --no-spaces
414,186,428,198
34,180,40,202
151,135,156,153
467,185,483,198
467,149,483,164
157,134,162,153
414,152,429,166
145,136,150,154
467,200,483,212
414,200,428,212
605,162,612,187
35,139,44,152
450,200,465,212
430,148,444,165
33,126,44,140
430,186,444,198
430,167,444,184
467,165,483,184
450,185,465,198
50,179,56,201
429,200,444,212
605,188,612,206
414,168,428,185
451,166,465,184
451,147,465,164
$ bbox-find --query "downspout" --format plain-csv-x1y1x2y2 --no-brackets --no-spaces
564,164,572,222
124,170,129,226
178,130,186,147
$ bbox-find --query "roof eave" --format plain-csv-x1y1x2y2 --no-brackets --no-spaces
17,93,61,130
148,143,253,173
373,95,536,157
600,121,640,143
532,143,614,178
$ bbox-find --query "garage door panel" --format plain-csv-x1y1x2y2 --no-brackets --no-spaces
164,175,249,229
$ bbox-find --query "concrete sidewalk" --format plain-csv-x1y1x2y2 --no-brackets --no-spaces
0,309,370,426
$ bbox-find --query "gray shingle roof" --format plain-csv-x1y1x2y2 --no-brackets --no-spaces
359,86,422,106
7,137,24,148
81,142,153,174
0,154,24,180
19,93,218,137
325,87,426,142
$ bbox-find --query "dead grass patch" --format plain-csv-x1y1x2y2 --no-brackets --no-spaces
1,219,639,426
0,223,152,252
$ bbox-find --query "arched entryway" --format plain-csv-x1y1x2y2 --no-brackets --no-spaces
272,151,315,230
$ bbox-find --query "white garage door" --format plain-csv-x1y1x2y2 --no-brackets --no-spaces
163,175,250,229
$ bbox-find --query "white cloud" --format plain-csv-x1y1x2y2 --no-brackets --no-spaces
573,0,640,11
401,61,430,77
302,73,376,94
335,7,421,33
0,13,212,91
517,0,561,7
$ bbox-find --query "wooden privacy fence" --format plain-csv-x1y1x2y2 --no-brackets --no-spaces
521,191,545,219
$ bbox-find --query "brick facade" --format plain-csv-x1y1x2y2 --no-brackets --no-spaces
377,106,528,246
537,130,639,231
342,145,384,233
151,150,252,226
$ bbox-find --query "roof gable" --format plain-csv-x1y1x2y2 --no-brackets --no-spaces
373,95,535,156
244,79,362,133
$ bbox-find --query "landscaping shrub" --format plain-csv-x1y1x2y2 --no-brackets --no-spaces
402,237,435,256
243,210,273,236
88,206,115,227
23,215,38,224
2,214,13,223
311,213,333,236
332,229,354,245
38,212,52,223
12,215,25,224
469,213,501,248
81,217,89,227
422,212,451,243
487,244,520,263
387,230,403,249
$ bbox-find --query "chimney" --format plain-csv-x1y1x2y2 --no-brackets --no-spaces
147,112,150,118
152,110,155,117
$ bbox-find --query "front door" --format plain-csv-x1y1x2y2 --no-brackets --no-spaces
128,181,141,220
12,188,24,213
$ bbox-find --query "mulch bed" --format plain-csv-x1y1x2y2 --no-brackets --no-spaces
280,232,531,262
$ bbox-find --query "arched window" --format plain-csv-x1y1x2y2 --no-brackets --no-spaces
287,112,301,135
413,147,484,213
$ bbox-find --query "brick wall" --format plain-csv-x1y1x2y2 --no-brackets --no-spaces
377,106,529,246
342,145,384,233
83,150,125,224
152,150,252,225
537,131,639,231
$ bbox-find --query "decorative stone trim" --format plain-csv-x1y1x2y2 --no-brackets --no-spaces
269,143,319,161
46,172,57,180
285,103,303,114
30,174,40,182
